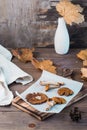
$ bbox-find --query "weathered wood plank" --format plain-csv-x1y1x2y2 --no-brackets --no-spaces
12,88,87,120
0,0,87,48
0,48,87,130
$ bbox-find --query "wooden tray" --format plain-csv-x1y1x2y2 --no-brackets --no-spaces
12,89,87,121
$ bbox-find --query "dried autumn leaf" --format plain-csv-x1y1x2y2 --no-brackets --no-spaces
81,68,87,79
11,48,34,62
83,60,87,67
31,58,57,74
56,0,84,25
77,49,87,61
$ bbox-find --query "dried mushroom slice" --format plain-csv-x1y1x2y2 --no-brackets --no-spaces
58,87,74,96
46,97,66,111
51,97,66,104
26,93,48,105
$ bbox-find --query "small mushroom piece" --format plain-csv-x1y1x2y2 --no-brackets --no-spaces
46,97,66,111
46,101,56,111
40,81,64,91
40,81,64,86
45,84,62,91
45,84,50,91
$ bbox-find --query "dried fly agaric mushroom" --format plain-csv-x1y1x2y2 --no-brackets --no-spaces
46,97,66,111
40,81,64,91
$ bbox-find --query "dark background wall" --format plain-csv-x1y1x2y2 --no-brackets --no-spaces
0,0,87,48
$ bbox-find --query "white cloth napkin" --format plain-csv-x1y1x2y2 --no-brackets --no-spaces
0,68,13,106
0,45,12,60
0,45,33,106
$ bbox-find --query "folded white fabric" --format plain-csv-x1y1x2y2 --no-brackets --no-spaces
0,45,12,60
0,68,13,106
0,54,33,85
0,45,33,106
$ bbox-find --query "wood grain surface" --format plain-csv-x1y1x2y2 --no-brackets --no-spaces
12,88,87,121
0,0,87,48
0,48,87,130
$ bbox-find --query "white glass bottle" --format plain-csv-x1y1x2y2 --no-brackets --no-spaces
54,17,70,54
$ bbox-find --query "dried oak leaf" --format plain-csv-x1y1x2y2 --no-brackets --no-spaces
77,49,87,61
31,58,57,74
11,48,34,62
56,0,84,25
81,68,87,80
83,60,87,67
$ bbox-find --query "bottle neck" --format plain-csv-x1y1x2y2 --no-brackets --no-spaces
58,17,66,27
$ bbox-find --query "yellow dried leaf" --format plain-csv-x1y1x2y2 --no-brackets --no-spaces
83,60,87,67
81,68,87,79
31,58,40,69
31,58,57,74
56,0,84,25
11,48,34,62
77,49,87,61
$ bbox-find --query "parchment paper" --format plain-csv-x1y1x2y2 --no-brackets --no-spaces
16,70,83,113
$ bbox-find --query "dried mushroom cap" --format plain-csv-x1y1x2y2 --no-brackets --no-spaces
77,49,87,61
26,93,48,105
58,87,74,96
51,97,66,104
46,96,66,111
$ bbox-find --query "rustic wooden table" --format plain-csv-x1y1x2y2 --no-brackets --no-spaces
0,48,87,130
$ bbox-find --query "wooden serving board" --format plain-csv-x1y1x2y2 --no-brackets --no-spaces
12,88,87,121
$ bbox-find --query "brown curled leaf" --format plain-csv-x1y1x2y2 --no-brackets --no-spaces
83,60,87,67
31,58,57,74
81,68,87,80
11,48,34,62
77,49,87,61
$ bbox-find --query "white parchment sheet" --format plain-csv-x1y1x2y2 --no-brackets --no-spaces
16,70,83,113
